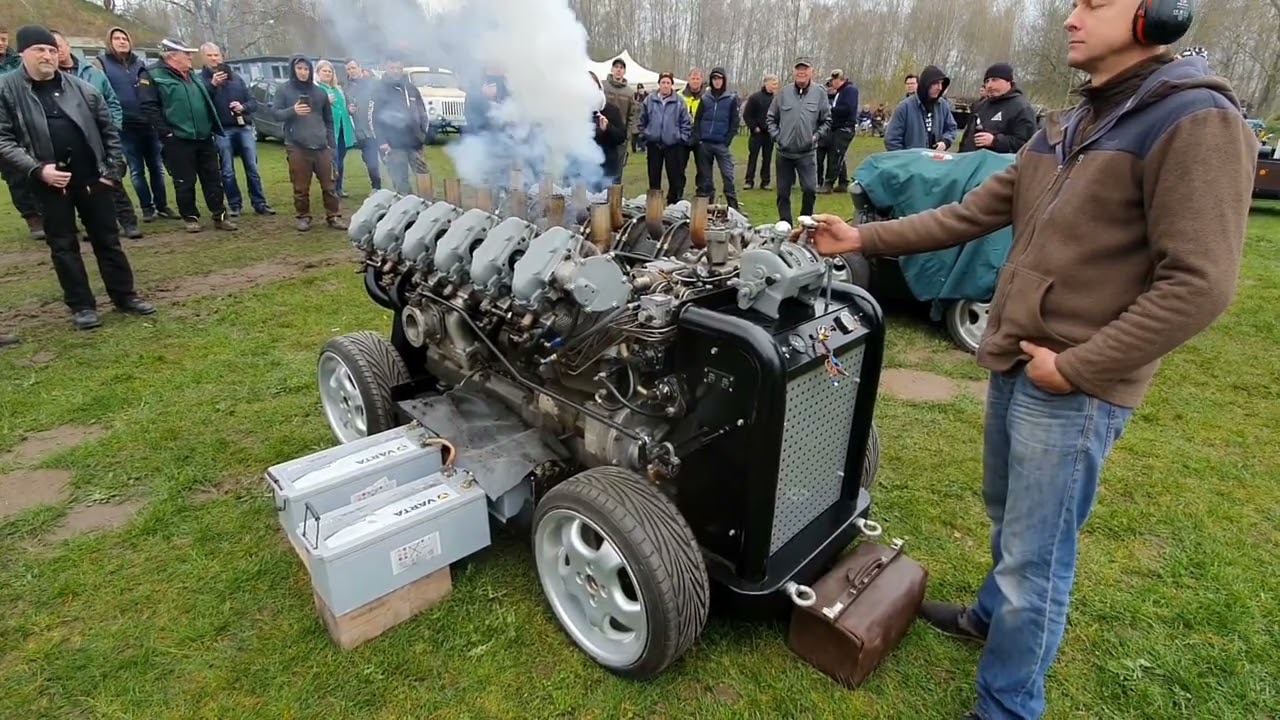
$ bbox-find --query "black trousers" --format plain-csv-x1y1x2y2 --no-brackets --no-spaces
817,128,854,187
39,180,136,312
646,142,687,205
745,131,774,186
162,137,226,220
4,168,40,218
776,152,818,224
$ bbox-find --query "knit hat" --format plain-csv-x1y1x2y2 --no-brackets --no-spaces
16,25,57,53
658,71,674,83
984,62,1014,83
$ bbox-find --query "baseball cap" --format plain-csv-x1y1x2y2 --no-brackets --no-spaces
159,38,197,53
794,56,813,68
829,69,845,79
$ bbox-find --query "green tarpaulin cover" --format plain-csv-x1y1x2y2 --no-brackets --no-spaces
852,148,1015,318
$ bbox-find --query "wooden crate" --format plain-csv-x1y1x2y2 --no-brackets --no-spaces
312,566,453,650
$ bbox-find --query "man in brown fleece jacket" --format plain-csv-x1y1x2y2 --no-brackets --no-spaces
808,2,1255,719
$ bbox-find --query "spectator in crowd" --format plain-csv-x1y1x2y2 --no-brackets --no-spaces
631,84,647,153
884,64,957,151
0,24,43,239
742,73,777,190
767,56,830,224
98,27,174,223
51,29,142,240
680,67,705,197
0,25,153,330
637,71,692,205
819,68,859,193
692,66,740,209
343,58,381,191
588,71,626,188
958,63,1038,154
372,53,430,195
199,42,273,216
273,55,343,232
602,57,637,174
805,2,1258,717
315,60,356,198
903,73,917,99
138,38,236,233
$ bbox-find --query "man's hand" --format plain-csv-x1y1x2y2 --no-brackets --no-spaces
229,101,243,113
212,71,228,86
808,214,862,256
40,164,71,189
379,143,390,154
596,113,609,130
974,132,995,148
98,177,115,188
294,99,310,115
1020,341,1075,394
934,142,948,151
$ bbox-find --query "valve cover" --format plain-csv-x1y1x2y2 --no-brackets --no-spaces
403,202,463,270
471,216,538,297
348,188,399,252
433,208,500,285
373,195,431,259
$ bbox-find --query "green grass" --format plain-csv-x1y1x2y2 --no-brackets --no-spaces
1,136,1278,719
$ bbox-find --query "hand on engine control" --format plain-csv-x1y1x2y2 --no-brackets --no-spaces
1020,341,1075,394
808,214,861,256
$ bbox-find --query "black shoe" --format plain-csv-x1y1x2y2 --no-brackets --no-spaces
0,333,19,348
918,600,988,645
123,224,143,239
115,297,155,316
229,208,241,218
72,309,101,330
254,205,277,216
155,208,179,220
744,181,754,190
142,210,156,223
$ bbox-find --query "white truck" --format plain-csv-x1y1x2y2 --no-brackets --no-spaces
403,66,468,144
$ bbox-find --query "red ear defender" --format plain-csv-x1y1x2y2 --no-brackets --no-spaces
1133,0,1195,46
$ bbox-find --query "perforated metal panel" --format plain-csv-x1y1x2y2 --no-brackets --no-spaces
769,346,864,554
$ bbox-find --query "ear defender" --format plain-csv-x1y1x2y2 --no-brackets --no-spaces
1133,0,1195,46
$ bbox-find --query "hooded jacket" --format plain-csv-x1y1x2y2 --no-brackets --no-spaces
858,54,1257,408
884,65,957,151
96,27,149,128
958,86,1038,154
693,67,739,146
271,55,334,150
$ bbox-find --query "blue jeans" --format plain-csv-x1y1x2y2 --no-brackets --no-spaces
334,128,350,194
214,125,267,211
120,126,168,213
970,365,1132,719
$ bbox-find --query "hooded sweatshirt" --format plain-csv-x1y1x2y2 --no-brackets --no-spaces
603,74,637,134
271,55,334,150
693,67,739,146
97,27,150,128
884,65,957,150
859,53,1257,408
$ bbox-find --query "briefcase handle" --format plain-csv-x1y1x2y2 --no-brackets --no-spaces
821,537,905,621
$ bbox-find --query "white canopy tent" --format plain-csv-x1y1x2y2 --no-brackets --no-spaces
589,50,686,90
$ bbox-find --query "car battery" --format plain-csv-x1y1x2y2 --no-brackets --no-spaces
298,469,491,617
264,423,445,547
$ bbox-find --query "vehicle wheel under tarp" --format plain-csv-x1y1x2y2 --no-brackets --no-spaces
531,466,710,679
945,299,991,355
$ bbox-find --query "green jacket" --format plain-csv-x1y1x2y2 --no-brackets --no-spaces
137,61,222,140
67,58,122,127
0,50,20,76
319,81,356,148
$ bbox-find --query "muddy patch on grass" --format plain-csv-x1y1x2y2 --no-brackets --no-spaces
43,500,144,542
3,424,104,465
192,475,256,503
0,250,353,328
13,350,57,367
881,368,987,403
0,469,72,519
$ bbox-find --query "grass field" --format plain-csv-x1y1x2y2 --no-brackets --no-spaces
1,133,1277,719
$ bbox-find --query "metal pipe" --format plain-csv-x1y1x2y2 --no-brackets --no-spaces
444,178,461,205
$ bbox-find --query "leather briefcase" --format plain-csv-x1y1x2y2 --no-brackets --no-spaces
786,538,928,689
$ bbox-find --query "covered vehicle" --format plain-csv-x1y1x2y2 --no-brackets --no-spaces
849,148,1015,353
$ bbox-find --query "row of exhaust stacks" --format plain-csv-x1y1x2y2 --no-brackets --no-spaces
398,169,730,256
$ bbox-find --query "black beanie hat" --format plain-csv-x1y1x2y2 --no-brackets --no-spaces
16,25,58,53
984,62,1014,83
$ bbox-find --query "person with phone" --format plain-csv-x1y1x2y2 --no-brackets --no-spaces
199,42,274,217
272,54,344,232
0,25,154,330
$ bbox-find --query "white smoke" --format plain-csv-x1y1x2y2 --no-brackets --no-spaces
315,0,606,190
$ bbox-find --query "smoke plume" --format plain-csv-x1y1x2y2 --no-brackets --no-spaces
316,0,607,192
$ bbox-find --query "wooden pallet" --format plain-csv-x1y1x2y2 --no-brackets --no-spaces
312,567,453,650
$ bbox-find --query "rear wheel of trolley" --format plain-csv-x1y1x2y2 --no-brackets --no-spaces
317,331,411,444
531,466,710,679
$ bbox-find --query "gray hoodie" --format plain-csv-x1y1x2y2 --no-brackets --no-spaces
272,55,334,151
766,80,831,158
